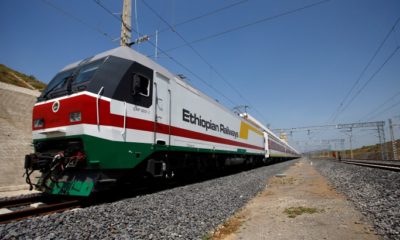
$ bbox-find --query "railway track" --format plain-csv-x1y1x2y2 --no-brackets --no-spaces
341,159,400,172
0,195,82,224
0,161,288,225
0,181,185,224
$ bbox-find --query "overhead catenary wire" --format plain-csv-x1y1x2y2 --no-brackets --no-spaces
40,0,116,42
93,0,132,34
93,0,240,107
158,0,331,54
360,91,400,121
93,0,330,110
335,46,400,120
141,0,331,124
147,0,249,37
367,98,400,121
141,0,270,123
92,0,246,43
329,16,400,123
157,44,240,107
31,0,399,150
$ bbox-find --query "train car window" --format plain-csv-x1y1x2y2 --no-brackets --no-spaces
132,74,150,97
74,60,103,85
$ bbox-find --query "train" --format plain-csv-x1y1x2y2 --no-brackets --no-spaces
24,46,300,196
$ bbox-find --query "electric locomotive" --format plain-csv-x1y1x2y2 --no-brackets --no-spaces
24,46,299,196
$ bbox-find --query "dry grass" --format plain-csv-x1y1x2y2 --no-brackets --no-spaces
284,206,323,218
270,176,296,185
207,210,247,240
0,64,46,91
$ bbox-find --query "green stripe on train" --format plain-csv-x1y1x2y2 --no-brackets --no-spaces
34,135,264,169
49,178,94,196
35,135,264,196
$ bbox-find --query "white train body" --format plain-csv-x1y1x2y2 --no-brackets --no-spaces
27,46,299,196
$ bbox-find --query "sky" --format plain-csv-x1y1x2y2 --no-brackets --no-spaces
1,0,399,152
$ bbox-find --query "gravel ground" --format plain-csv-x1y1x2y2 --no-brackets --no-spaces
313,159,400,240
0,160,297,239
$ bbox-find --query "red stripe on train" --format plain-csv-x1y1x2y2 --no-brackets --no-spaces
33,94,264,151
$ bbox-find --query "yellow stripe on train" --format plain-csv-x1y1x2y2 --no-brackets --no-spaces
239,121,263,139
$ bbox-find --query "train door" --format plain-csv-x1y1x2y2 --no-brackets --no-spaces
263,132,270,158
154,72,171,145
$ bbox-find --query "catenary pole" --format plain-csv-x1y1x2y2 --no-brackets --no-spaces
120,0,132,46
389,119,398,160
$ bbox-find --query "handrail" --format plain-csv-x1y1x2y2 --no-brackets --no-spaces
168,89,171,145
153,82,158,144
121,101,127,136
96,86,104,129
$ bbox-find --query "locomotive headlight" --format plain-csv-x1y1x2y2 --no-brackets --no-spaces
33,118,44,128
69,112,82,122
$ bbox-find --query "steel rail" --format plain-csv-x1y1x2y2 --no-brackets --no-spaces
0,195,44,209
0,199,81,224
341,160,400,172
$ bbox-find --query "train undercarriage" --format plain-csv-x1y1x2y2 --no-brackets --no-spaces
24,138,284,196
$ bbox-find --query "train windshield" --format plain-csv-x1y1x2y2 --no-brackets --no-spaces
73,60,102,85
41,69,75,99
39,59,105,101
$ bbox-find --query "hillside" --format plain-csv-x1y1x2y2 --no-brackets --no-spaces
344,140,400,160
0,64,46,91
312,140,400,160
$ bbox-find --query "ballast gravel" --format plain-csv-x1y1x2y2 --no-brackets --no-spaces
0,160,297,239
313,159,400,240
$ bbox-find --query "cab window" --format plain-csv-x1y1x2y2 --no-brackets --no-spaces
40,69,74,100
132,74,150,97
74,60,103,85
112,61,153,108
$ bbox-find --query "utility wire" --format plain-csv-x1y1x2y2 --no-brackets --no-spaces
158,0,331,54
360,91,400,121
367,98,400,121
93,0,330,116
140,0,331,123
329,16,400,123
40,0,116,42
148,0,249,37
93,0,240,107
335,46,400,121
150,41,240,107
93,0,132,33
141,0,269,122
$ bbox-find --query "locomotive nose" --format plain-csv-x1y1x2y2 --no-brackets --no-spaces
32,97,85,135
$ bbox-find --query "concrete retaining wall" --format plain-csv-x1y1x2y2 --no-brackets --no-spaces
0,82,40,191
